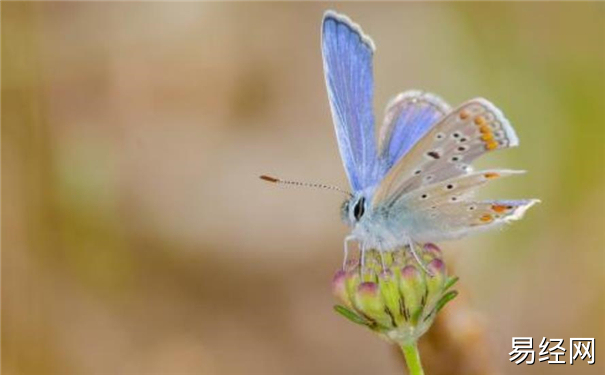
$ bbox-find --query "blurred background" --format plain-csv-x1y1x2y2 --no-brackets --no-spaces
3,2,604,375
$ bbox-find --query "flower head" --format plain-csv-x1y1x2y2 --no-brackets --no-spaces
332,243,458,345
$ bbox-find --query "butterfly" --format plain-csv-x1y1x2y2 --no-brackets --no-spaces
263,10,538,265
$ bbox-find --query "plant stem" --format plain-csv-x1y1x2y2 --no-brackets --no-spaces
400,342,425,375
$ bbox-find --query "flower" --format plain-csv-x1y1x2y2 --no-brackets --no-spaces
332,243,458,346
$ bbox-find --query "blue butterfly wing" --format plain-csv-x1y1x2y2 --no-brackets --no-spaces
322,11,377,192
377,91,450,175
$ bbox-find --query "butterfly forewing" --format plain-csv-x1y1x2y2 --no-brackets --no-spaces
322,11,378,192
372,98,519,206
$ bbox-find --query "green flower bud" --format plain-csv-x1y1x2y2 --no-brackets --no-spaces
378,270,404,326
332,270,351,308
399,265,425,325
332,243,458,345
354,282,392,328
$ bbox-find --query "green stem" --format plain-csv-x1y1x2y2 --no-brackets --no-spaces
400,342,425,375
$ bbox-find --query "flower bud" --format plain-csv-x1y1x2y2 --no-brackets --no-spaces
332,270,351,308
378,269,403,326
426,258,446,293
399,265,426,325
353,282,392,328
332,243,458,344
423,242,442,258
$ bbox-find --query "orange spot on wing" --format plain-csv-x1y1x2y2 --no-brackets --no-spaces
459,110,470,120
474,116,486,126
486,141,499,150
480,214,493,223
479,125,491,134
491,205,508,213
481,133,494,142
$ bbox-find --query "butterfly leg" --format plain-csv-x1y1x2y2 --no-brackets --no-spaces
408,240,434,277
379,250,387,270
377,241,387,270
343,235,356,269
360,242,367,270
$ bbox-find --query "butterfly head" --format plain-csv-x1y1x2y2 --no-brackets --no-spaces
341,194,367,227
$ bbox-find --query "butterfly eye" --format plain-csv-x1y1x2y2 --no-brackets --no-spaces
353,197,366,221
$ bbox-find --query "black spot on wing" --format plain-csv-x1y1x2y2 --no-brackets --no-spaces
427,151,440,159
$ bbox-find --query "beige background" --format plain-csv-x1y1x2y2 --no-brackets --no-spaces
3,2,604,375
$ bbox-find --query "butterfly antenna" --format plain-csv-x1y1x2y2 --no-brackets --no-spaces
260,175,353,198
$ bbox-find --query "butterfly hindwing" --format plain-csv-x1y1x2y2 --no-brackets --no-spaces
373,170,537,243
322,11,378,192
378,91,450,174
372,98,519,206
401,199,539,243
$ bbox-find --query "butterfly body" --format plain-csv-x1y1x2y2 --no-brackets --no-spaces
352,205,413,252
340,190,410,251
322,10,538,253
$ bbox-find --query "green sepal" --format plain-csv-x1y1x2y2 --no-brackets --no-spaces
434,290,458,314
443,276,459,292
333,305,370,327
422,290,458,323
